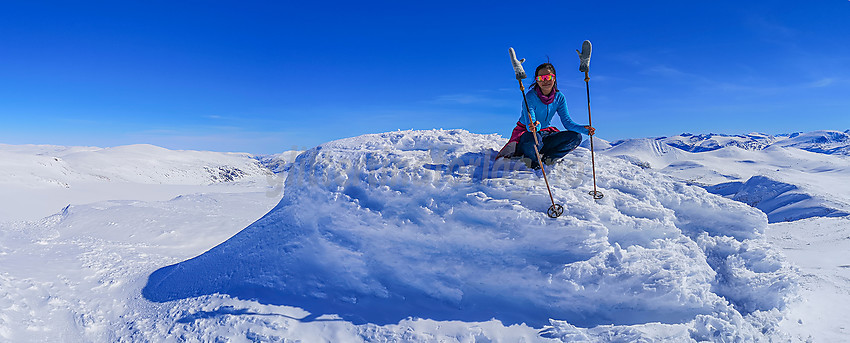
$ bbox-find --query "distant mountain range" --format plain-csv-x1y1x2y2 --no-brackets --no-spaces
594,130,850,223
0,143,275,221
2,129,846,224
606,129,850,155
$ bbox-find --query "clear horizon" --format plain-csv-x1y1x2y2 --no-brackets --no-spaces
1,1,848,154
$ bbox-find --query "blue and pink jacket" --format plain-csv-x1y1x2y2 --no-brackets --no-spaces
497,87,589,158
520,87,588,135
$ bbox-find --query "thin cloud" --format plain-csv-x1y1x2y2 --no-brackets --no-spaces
806,78,837,88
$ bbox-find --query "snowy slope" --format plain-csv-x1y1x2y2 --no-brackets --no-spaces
255,150,303,174
139,129,796,341
602,137,692,170
0,191,283,342
598,130,850,223
0,143,274,221
6,130,847,341
0,143,287,342
706,175,850,223
767,216,850,342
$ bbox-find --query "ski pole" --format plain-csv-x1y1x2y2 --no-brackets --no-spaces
577,40,604,200
509,47,564,218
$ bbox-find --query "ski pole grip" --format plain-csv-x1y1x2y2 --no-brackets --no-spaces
509,47,527,80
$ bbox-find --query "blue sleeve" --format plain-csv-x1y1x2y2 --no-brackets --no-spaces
556,93,589,135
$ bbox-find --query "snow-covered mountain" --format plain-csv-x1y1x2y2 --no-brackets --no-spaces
607,130,850,155
2,129,848,342
597,130,850,223
254,150,303,174
773,130,850,155
0,143,275,221
0,143,272,186
657,132,777,153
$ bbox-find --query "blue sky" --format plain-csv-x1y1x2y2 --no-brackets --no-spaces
1,1,848,154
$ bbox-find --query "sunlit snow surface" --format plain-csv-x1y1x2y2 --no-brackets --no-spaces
0,143,276,221
139,130,796,341
5,130,849,341
597,130,850,223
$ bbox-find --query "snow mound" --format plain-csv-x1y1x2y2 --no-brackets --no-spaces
579,136,612,150
143,130,796,335
706,175,850,223
601,137,691,170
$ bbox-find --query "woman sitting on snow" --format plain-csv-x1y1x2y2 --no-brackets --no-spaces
497,62,595,169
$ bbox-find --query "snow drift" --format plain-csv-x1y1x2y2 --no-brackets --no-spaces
143,130,796,337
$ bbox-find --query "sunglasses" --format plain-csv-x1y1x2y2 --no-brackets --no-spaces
536,73,555,82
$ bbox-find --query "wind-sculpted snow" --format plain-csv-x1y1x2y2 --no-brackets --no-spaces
143,130,796,338
707,176,850,223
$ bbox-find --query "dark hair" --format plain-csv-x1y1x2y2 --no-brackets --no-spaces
531,62,558,92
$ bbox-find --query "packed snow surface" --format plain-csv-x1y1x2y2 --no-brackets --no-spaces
768,216,850,342
4,129,848,341
142,129,796,341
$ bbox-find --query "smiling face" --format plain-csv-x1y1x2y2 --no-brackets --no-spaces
536,67,556,96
